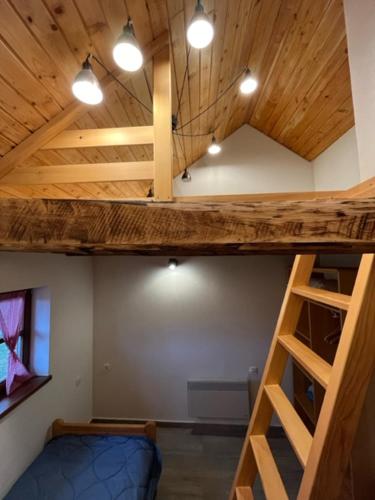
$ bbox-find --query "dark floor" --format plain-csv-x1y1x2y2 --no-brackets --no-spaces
157,428,302,500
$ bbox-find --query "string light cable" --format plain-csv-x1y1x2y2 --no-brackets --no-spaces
91,53,153,114
175,66,247,133
76,54,251,140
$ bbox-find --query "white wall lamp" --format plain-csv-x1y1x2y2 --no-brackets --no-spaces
168,258,178,270
187,0,214,49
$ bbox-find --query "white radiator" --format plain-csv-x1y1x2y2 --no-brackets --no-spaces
187,379,250,419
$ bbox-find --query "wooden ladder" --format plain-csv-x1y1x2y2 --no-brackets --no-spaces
230,254,375,500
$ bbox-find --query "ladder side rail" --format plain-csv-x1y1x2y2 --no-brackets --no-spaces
298,254,375,500
230,255,316,499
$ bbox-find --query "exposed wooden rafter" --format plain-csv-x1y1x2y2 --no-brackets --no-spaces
153,46,173,201
0,198,374,255
0,31,168,181
41,126,154,150
176,191,341,203
1,161,154,185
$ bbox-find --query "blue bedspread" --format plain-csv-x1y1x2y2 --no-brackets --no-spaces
5,434,162,500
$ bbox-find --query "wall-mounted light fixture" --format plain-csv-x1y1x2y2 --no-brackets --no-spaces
168,258,178,270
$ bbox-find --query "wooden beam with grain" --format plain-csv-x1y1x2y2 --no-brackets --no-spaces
153,46,173,201
41,126,154,150
0,198,374,255
0,31,168,180
176,191,341,203
1,161,154,185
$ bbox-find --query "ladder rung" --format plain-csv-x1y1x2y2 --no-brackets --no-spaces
278,334,332,388
249,435,288,500
264,384,312,467
235,486,254,500
291,284,350,310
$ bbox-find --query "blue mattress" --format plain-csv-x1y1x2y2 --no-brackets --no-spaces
5,434,162,500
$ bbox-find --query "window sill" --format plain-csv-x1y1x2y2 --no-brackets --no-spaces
0,375,52,419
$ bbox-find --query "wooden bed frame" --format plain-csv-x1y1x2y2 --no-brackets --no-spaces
52,419,157,442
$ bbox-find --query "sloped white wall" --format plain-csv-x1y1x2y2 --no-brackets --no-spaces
344,0,375,181
174,124,314,196
312,127,360,191
0,254,93,498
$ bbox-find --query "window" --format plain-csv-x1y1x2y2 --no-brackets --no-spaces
0,288,51,419
0,290,32,399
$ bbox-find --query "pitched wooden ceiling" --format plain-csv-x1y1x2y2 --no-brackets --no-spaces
0,0,353,200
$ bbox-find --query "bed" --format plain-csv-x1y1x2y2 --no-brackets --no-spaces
5,419,161,500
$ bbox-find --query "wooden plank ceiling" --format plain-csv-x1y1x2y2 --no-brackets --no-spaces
0,0,353,200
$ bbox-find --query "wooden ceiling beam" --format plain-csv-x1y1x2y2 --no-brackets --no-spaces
1,161,154,185
42,126,154,150
153,46,173,201
343,176,375,198
0,198,374,255
175,191,341,203
0,31,168,180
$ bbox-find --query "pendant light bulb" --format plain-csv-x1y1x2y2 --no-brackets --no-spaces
113,18,143,72
187,0,214,49
208,136,221,155
181,168,192,182
240,69,258,95
72,57,103,105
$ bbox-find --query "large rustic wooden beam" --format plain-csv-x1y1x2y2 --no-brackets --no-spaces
0,198,374,255
41,126,154,150
1,161,154,185
153,46,173,201
0,31,168,180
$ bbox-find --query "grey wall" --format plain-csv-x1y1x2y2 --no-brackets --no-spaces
0,253,93,497
93,256,292,422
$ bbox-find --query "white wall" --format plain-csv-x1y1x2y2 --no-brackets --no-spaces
174,125,314,196
0,253,93,497
93,256,291,423
312,127,360,191
344,0,375,181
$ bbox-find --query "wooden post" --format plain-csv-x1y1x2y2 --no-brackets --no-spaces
153,46,173,201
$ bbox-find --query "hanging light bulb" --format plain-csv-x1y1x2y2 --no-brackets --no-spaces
240,69,258,95
181,168,192,182
208,136,222,155
72,56,103,105
187,0,214,49
113,18,143,72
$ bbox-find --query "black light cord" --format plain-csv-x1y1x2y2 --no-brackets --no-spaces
175,66,246,131
91,54,153,114
88,54,246,137
175,46,191,123
173,131,212,137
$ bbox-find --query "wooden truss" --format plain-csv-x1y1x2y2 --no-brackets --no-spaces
0,31,171,200
0,32,373,253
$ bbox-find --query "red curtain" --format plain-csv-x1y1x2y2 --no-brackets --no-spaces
0,291,32,395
